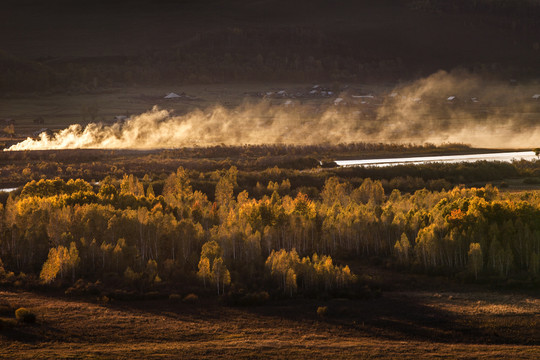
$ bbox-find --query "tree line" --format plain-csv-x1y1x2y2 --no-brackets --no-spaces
0,168,539,300
6,143,540,205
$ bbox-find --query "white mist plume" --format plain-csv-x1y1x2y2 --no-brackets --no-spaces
7,104,370,150
5,71,540,151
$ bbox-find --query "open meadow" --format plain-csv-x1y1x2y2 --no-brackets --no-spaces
1,264,539,359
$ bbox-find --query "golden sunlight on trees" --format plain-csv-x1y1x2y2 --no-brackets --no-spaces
468,243,483,280
394,233,411,265
265,249,300,294
353,178,384,205
211,257,231,295
197,257,211,288
215,166,238,220
265,249,356,296
198,241,230,294
0,170,538,300
40,242,80,283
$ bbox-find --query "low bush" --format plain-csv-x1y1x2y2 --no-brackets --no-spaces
183,293,198,303
97,295,110,304
15,308,36,323
169,293,182,302
317,306,328,318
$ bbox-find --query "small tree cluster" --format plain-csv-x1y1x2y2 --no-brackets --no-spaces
39,242,79,283
198,241,231,295
265,249,357,296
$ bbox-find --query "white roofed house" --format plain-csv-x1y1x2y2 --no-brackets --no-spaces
334,97,346,106
351,94,375,105
114,115,128,123
164,92,181,99
283,100,294,107
351,95,374,99
446,95,459,105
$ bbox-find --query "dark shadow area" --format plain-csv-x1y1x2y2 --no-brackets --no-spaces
1,0,539,93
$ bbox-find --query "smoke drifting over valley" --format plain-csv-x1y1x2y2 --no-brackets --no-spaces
6,72,540,151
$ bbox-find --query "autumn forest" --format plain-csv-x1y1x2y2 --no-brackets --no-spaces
2,1,540,358
2,164,539,302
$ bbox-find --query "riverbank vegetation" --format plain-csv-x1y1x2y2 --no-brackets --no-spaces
2,143,540,214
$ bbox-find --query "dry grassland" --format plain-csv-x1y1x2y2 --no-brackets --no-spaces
1,282,538,359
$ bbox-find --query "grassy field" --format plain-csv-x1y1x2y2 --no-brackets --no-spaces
1,265,538,359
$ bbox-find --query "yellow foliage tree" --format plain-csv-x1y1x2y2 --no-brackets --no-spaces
40,242,79,283
197,257,211,287
198,241,230,294
468,243,483,280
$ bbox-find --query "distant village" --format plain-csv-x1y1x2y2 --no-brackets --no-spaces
2,83,540,141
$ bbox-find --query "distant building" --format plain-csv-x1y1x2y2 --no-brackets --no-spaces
164,92,181,99
114,115,128,122
352,95,375,104
334,98,345,106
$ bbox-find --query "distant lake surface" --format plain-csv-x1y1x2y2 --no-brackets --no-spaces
335,151,537,167
0,187,18,193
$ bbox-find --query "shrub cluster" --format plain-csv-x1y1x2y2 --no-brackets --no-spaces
14,308,36,323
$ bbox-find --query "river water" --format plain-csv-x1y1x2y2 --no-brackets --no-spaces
0,187,18,193
335,151,538,167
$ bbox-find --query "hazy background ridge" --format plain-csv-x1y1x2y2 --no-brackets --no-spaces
1,0,539,94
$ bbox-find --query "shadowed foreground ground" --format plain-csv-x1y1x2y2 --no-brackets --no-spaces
1,280,539,359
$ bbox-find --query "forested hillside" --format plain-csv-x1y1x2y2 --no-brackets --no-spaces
1,0,539,93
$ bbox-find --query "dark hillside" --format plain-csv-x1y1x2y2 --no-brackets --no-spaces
1,0,539,92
